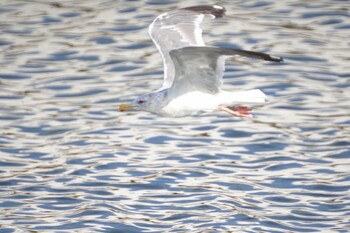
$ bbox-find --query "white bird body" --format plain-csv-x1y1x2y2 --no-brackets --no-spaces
163,90,265,117
120,5,283,117
142,88,266,117
162,91,222,117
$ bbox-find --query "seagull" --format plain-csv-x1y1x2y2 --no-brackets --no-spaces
119,5,283,117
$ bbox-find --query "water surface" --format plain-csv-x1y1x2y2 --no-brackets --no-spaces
0,0,349,232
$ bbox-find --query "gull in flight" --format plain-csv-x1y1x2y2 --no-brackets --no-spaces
119,5,283,117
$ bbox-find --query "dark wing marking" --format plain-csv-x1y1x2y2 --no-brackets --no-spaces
169,46,283,94
148,5,226,89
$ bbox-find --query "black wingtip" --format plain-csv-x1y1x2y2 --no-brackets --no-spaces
182,5,226,18
268,55,284,62
223,48,284,63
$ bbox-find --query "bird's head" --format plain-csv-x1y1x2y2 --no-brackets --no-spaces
119,94,154,112
132,94,152,110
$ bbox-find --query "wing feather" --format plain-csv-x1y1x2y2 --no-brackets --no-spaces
169,46,283,95
149,5,226,89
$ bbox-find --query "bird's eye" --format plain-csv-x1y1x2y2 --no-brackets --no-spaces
138,100,145,104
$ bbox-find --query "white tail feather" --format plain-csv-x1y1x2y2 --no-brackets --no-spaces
218,89,267,105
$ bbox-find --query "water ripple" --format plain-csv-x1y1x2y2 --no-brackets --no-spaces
0,0,349,232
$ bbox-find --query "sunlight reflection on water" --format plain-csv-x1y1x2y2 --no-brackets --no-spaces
0,0,349,232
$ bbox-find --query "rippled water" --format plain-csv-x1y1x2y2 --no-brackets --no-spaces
1,0,350,232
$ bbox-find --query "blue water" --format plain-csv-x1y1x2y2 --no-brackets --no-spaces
0,0,349,232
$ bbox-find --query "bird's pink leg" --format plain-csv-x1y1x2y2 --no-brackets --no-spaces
218,105,253,117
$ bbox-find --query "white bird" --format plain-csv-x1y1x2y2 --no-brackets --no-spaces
119,5,283,117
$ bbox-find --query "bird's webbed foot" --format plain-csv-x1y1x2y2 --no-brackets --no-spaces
218,105,253,117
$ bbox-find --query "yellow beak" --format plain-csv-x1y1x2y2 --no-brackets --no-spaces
119,104,134,112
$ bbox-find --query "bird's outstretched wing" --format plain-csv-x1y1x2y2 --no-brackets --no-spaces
169,46,283,94
149,5,226,89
